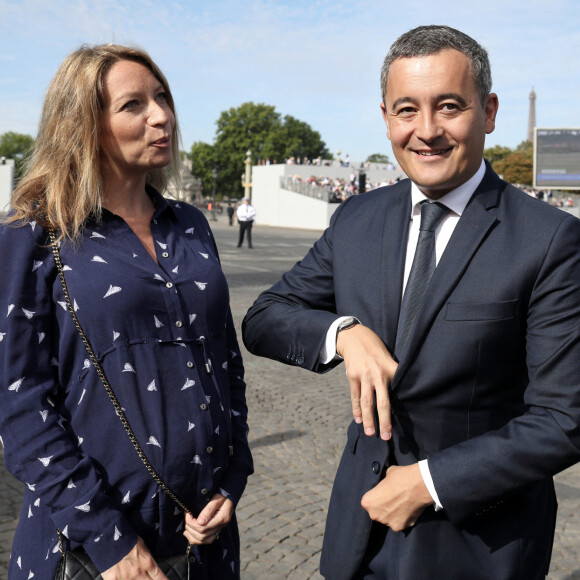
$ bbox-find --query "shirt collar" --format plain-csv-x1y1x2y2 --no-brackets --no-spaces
147,185,179,222
93,186,178,229
410,159,486,217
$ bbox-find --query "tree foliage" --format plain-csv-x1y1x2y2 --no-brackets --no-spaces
494,151,533,185
366,153,391,164
0,131,35,180
190,102,330,197
486,140,533,185
483,144,512,166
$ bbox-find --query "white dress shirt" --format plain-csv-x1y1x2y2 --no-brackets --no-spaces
321,160,487,509
236,203,257,222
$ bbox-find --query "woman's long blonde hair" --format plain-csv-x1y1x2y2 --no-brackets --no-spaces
8,44,182,241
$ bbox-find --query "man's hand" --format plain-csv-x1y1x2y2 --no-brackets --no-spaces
184,494,234,545
361,464,433,531
336,324,398,440
101,537,168,579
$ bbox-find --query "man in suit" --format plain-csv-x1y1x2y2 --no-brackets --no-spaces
242,25,580,579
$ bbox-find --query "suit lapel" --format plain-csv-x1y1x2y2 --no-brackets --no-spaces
392,166,501,387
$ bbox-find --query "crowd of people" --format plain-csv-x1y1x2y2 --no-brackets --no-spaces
281,173,402,202
281,173,577,208
517,186,577,207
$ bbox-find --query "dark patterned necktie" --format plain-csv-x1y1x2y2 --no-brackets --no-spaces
396,201,448,359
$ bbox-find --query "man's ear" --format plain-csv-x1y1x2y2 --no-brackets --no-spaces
484,93,499,135
380,102,390,140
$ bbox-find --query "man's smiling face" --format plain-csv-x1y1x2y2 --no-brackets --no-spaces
381,49,498,199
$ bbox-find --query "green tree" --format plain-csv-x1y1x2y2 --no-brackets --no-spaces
494,151,533,185
0,131,35,180
190,102,330,198
515,140,533,155
267,114,329,163
366,153,391,164
488,140,533,185
189,141,221,201
483,144,512,165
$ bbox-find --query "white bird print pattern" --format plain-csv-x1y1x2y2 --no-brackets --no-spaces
75,501,91,512
103,285,122,298
9,378,24,392
182,378,195,390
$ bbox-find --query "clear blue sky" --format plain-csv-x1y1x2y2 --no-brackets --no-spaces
1,0,579,163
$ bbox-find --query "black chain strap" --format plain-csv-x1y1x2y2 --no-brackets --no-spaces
49,229,192,518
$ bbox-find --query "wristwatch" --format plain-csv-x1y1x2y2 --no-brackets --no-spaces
337,317,360,333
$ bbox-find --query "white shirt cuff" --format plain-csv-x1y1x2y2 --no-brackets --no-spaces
418,459,443,511
319,316,358,364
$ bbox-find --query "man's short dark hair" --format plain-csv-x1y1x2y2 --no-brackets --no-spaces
380,25,492,107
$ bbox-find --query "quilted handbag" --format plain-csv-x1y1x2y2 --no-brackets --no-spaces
50,231,196,579
55,547,193,580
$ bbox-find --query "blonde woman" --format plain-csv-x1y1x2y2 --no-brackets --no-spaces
0,45,252,579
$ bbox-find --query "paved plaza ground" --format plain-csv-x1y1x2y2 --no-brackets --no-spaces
0,215,578,579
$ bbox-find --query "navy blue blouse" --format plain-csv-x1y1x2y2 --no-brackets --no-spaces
0,189,253,577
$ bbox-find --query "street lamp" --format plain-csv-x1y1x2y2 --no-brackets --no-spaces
242,150,252,202
211,167,217,222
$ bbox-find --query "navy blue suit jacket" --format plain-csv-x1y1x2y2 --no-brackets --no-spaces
242,165,580,579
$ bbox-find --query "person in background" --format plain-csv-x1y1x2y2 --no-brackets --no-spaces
236,197,256,249
227,202,235,226
0,43,252,579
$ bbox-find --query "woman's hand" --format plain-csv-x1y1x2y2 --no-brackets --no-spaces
101,537,168,579
184,494,234,545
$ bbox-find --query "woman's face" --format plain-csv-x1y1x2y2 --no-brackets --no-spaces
100,59,175,180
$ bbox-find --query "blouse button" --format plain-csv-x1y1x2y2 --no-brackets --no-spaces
206,446,213,454
201,488,208,495
166,282,173,289
153,219,158,224
175,321,183,328
186,361,194,368
200,403,207,411
162,252,169,258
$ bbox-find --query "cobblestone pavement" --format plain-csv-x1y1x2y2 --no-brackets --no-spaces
0,215,578,579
